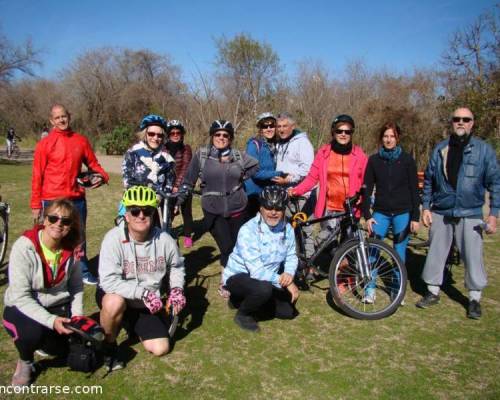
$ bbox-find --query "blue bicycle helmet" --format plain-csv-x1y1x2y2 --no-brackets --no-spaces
140,114,167,131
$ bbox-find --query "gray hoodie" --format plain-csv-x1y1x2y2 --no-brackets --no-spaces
4,228,83,330
275,130,314,186
98,225,185,308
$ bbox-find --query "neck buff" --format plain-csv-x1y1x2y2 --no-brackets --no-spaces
379,145,402,163
331,140,353,155
165,141,184,157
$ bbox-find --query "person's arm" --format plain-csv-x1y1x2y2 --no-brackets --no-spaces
362,157,375,220
282,224,299,277
67,256,84,317
7,239,59,329
484,144,500,233
83,137,109,183
407,155,421,222
289,137,314,184
241,152,259,180
422,149,436,211
246,140,280,182
30,141,46,211
121,150,134,188
165,236,185,290
98,230,147,300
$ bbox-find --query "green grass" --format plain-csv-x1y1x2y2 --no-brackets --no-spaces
0,164,499,400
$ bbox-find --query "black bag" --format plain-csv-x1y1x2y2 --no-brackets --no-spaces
67,336,99,373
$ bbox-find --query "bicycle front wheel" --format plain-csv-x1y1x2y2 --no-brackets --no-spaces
329,238,406,320
0,208,8,269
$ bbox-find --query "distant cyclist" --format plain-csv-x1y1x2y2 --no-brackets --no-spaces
164,119,194,247
97,186,186,369
6,127,20,158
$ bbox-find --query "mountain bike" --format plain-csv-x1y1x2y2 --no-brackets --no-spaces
290,190,406,320
0,193,10,271
9,137,21,159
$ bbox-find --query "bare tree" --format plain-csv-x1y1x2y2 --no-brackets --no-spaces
0,32,41,84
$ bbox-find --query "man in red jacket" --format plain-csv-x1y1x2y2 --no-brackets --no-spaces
31,104,109,285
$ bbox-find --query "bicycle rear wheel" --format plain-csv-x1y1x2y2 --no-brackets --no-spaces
329,238,406,320
0,208,8,269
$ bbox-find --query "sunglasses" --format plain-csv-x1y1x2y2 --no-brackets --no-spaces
452,117,473,123
147,131,165,139
263,205,285,212
169,130,182,136
261,124,275,129
213,132,230,139
47,215,72,226
334,129,354,135
128,206,156,217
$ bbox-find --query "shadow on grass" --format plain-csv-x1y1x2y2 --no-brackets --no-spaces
184,245,219,284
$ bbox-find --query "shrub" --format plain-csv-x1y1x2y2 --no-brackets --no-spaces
100,124,135,155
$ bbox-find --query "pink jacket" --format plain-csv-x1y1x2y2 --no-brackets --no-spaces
292,144,368,217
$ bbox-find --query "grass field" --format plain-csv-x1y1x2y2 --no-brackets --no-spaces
0,164,499,400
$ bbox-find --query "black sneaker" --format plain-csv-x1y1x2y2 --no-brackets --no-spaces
467,300,481,319
416,292,440,309
234,313,259,332
103,342,125,371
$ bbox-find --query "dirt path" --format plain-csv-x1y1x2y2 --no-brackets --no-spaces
95,154,122,175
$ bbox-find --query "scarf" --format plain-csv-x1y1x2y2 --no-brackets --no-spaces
331,140,352,155
379,145,402,163
446,133,471,190
165,141,184,157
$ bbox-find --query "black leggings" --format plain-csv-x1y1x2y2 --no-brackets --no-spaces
225,273,295,319
3,306,69,362
180,194,194,237
204,210,247,267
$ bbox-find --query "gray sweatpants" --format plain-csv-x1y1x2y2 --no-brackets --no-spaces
422,213,487,292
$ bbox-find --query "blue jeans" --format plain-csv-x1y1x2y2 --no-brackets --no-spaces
43,198,91,277
366,211,410,293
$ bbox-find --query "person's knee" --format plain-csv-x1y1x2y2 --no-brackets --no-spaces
253,281,273,299
101,293,126,318
143,338,169,356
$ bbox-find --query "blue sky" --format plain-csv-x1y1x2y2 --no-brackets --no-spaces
0,0,496,82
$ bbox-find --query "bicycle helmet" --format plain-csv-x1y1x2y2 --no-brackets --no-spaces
63,316,105,344
77,171,103,188
260,185,288,211
332,114,355,130
209,120,234,138
256,112,276,127
140,114,167,131
122,186,158,208
166,119,186,134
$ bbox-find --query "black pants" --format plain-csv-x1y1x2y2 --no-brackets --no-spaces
203,210,247,267
226,273,295,319
246,195,260,220
3,305,69,362
180,194,194,237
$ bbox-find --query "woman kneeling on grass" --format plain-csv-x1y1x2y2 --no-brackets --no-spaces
223,185,299,332
3,199,83,386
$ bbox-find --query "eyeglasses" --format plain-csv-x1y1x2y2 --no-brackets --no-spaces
263,205,284,212
334,129,354,135
213,132,230,139
128,206,156,217
47,215,72,226
169,130,182,136
147,131,165,139
261,124,275,129
452,117,473,123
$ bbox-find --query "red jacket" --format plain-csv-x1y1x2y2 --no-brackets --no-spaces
31,128,109,209
292,144,368,217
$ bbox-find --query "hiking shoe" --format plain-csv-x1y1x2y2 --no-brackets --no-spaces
11,360,34,386
183,236,193,248
467,300,481,319
416,292,440,309
82,273,98,285
362,290,376,304
234,314,259,332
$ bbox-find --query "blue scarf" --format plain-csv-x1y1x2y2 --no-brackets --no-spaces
379,145,402,163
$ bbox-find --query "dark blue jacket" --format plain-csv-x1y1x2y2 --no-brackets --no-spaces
422,136,500,217
243,137,281,197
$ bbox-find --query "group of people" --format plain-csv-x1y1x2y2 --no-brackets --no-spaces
2,103,498,386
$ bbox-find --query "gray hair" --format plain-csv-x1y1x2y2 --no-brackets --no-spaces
276,112,295,125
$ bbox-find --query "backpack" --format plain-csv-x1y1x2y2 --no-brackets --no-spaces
198,145,246,197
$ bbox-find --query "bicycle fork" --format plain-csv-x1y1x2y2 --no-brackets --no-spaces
355,231,371,280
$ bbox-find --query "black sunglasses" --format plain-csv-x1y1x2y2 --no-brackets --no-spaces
263,205,285,212
213,132,230,139
452,117,473,123
261,124,275,129
128,206,156,217
147,131,164,139
47,215,72,226
334,129,354,135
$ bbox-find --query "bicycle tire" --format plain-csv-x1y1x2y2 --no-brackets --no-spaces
329,238,407,320
0,209,8,269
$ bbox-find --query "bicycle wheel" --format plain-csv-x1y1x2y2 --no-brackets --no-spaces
329,238,406,320
0,208,8,269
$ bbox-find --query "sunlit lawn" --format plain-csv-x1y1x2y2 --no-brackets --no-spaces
0,164,499,399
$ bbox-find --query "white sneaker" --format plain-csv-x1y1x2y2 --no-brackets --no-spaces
35,349,50,357
363,290,376,304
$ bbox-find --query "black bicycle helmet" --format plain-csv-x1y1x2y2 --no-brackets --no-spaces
209,120,234,138
140,114,167,131
260,185,288,211
331,114,355,130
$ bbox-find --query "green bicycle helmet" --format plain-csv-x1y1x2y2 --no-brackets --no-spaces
122,186,157,208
